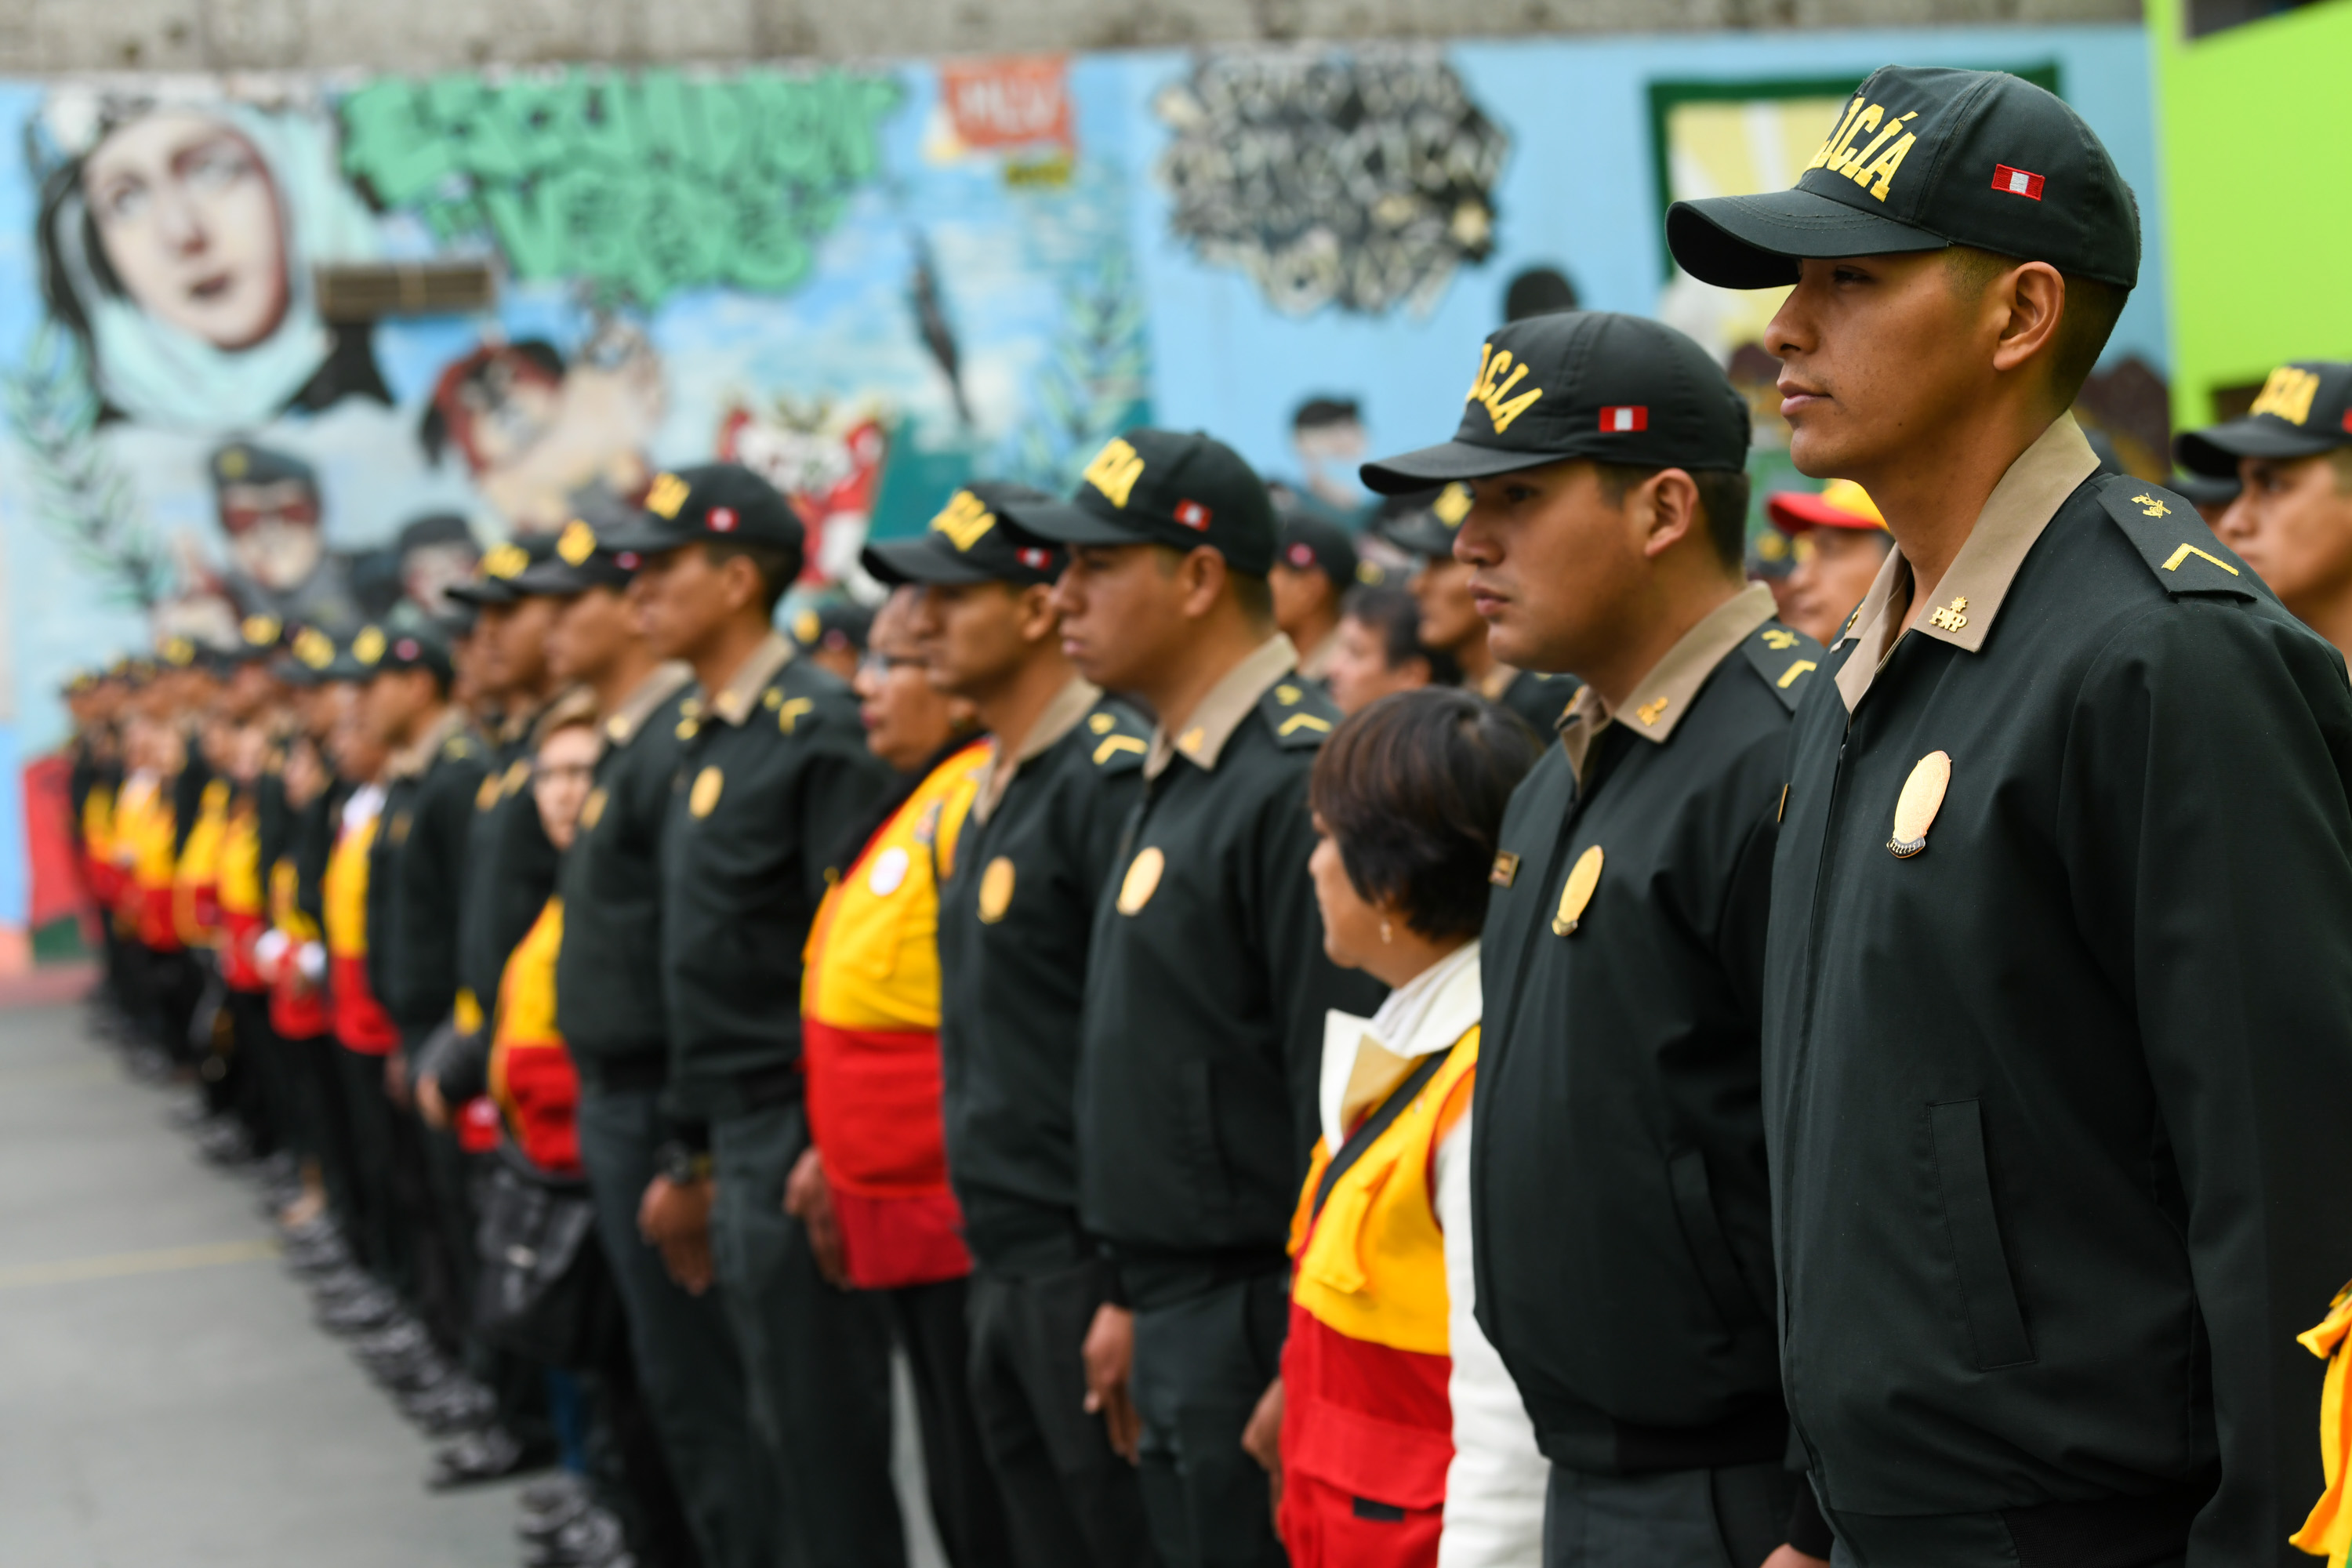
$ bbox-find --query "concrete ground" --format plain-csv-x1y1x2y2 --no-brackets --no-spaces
0,1001,521,1568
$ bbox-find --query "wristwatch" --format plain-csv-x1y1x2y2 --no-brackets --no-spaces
655,1142,713,1185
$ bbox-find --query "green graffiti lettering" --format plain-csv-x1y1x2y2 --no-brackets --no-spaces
339,66,902,306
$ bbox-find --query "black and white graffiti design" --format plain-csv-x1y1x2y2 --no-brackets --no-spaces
1153,49,1509,318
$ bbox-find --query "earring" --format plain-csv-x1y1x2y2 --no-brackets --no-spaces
1379,919,1393,945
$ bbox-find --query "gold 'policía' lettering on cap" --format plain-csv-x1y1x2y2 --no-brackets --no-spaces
931,490,996,551
1490,851,1519,887
1433,483,1473,528
1888,750,1951,858
241,614,281,647
581,788,607,831
1552,844,1602,935
1116,846,1164,915
162,636,195,666
689,766,724,819
2252,366,2323,426
1802,96,1918,202
1466,343,1543,434
557,520,597,565
1083,438,1146,508
645,472,691,519
293,627,335,669
482,543,528,579
1928,595,1969,633
978,857,1016,923
793,609,822,644
353,626,387,666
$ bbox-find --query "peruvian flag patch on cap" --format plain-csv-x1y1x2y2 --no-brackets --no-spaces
1992,165,2045,201
1017,547,1054,571
708,506,739,533
1174,500,1212,532
1599,406,1648,434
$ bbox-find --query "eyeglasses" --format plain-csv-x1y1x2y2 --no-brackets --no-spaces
532,762,594,786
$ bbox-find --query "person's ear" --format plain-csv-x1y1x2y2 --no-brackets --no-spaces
1013,582,1060,646
1635,469,1702,562
1177,546,1227,620
1991,261,2066,381
717,554,762,617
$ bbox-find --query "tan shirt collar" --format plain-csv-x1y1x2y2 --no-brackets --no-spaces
388,705,470,780
1833,414,2099,713
1144,635,1298,779
1559,582,1777,782
973,675,1101,823
603,662,693,752
704,632,795,728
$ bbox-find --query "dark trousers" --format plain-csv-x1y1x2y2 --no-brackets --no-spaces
578,1080,776,1568
1543,1461,1794,1568
333,1045,410,1289
710,1099,902,1568
967,1261,1156,1568
1129,1270,1288,1568
299,1033,361,1226
227,989,290,1156
879,1277,1013,1568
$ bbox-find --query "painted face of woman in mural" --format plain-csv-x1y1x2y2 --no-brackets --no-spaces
81,110,289,352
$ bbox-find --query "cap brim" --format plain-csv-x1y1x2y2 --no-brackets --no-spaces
2176,417,2349,477
994,497,1147,549
510,560,612,597
445,579,517,608
1667,188,1948,289
2167,471,2242,508
595,517,694,555
1767,493,1883,534
1359,441,1560,496
861,536,999,588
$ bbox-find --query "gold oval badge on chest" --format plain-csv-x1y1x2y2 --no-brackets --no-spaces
1552,844,1602,936
978,857,1016,924
688,765,724,819
1888,750,1951,858
1116,846,1165,916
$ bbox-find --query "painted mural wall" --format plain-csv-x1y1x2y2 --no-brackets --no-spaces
0,25,2161,940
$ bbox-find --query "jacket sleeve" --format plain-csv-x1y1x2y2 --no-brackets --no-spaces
793,733,894,907
2065,598,2352,1564
405,760,486,1025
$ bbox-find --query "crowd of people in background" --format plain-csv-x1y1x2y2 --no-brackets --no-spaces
48,64,2352,1568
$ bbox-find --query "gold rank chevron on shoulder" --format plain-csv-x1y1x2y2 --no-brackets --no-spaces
1261,681,1341,747
1740,621,1825,713
2092,476,2258,600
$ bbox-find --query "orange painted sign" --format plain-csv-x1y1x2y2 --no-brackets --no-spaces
939,56,1073,150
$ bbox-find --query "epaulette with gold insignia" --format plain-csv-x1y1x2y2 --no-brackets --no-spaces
442,735,475,760
1740,620,1824,713
1259,677,1340,749
2093,475,2260,602
1084,705,1149,770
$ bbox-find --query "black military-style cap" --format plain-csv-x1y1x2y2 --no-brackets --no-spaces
229,612,286,665
447,534,560,608
1362,312,1749,494
1273,499,1359,588
862,482,1068,589
789,601,873,655
2169,470,2242,510
347,619,455,684
510,517,642,597
600,464,807,564
1374,483,1476,559
210,441,317,492
2177,363,2352,477
1668,67,2140,291
1000,430,1279,576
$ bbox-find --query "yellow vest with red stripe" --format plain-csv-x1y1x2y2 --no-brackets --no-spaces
1287,1026,1479,1356
322,811,376,962
218,801,263,918
172,777,231,948
489,898,581,1173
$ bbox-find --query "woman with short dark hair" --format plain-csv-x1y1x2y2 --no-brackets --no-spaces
1243,688,1548,1568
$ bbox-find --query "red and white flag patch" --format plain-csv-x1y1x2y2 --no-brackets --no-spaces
1017,546,1054,571
708,506,739,533
1174,500,1212,532
1599,406,1648,434
1287,542,1315,568
1992,165,2045,201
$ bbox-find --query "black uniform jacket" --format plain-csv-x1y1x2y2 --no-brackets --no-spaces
372,708,485,1035
1076,637,1387,1308
555,665,692,1069
1766,416,2352,1559
1475,583,1820,1475
659,633,889,1121
938,677,1149,1274
459,701,562,1021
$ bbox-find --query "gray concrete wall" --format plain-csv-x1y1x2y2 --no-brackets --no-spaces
5,0,2140,76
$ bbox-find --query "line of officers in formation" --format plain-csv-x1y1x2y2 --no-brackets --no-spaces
53,64,2352,1568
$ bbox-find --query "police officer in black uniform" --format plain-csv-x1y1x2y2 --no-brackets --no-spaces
1364,311,1831,1565
512,520,779,1568
602,464,903,1568
866,484,1160,1567
1668,65,2352,1564
1011,430,1385,1568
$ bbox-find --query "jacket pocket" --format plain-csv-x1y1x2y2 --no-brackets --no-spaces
1668,1148,1768,1332
1929,1099,2034,1370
